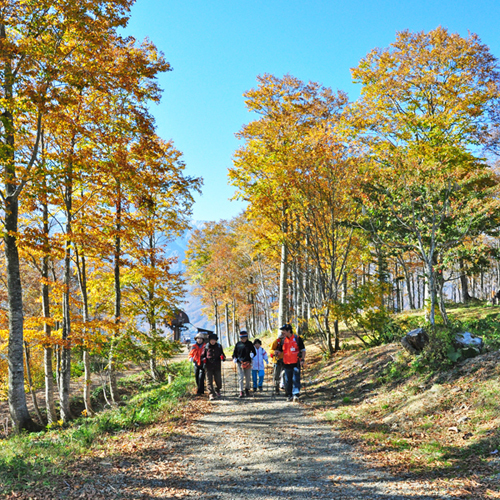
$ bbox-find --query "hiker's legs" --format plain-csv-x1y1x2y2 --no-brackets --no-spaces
237,364,245,392
258,369,264,388
244,367,251,390
195,365,205,394
291,364,301,396
252,370,258,390
206,368,215,395
273,362,283,391
214,368,222,393
284,364,294,397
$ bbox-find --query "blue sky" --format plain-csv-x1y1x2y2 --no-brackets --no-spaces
124,0,500,222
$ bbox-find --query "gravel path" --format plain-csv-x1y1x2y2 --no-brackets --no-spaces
148,364,446,500
15,355,454,499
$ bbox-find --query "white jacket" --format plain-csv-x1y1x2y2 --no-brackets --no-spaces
252,346,269,371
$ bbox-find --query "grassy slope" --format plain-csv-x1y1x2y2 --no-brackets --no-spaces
0,361,206,498
303,304,500,499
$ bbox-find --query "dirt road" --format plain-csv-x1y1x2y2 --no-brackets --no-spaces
79,362,447,500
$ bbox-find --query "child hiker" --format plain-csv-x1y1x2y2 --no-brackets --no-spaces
252,339,269,392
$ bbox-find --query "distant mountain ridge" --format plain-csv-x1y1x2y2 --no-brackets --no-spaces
167,221,214,340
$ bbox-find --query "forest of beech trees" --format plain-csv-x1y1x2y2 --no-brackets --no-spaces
0,1,200,432
186,28,500,355
2,3,500,437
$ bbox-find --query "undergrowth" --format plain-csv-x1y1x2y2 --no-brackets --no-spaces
0,361,193,495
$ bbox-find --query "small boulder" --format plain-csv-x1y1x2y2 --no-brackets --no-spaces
455,332,484,354
401,328,429,354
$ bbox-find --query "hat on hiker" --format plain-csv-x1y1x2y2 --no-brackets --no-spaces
208,333,218,341
194,333,206,340
279,324,292,332
239,330,248,337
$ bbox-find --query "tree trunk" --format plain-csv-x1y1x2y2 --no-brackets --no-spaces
459,259,471,303
401,258,415,310
278,239,289,328
437,275,449,325
251,293,256,336
2,24,39,431
75,248,94,416
257,261,272,331
41,193,57,424
395,262,401,313
40,133,57,424
342,272,348,303
150,347,157,380
24,343,45,425
232,299,237,344
333,319,340,352
147,233,159,381
224,303,230,348
213,300,219,337
109,186,121,404
377,249,388,308
425,262,436,327
324,313,334,356
60,162,74,423
55,345,61,395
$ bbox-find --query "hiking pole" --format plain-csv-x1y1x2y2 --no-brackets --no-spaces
301,360,308,399
233,360,237,397
271,363,277,399
222,361,226,397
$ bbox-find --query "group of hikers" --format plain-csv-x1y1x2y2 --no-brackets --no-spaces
188,324,306,402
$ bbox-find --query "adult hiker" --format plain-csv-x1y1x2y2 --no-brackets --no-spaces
188,332,207,395
277,324,306,402
270,329,285,394
232,330,256,398
201,333,226,400
252,339,269,392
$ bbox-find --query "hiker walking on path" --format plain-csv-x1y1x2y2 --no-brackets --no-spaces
251,339,269,392
276,324,306,402
270,329,285,394
201,333,226,400
188,333,207,395
232,330,256,398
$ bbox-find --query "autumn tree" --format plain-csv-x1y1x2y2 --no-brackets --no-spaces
351,27,500,326
0,0,140,432
125,138,201,378
231,74,351,329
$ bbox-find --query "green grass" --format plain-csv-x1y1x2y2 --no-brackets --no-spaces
388,438,411,451
0,361,194,495
324,410,353,422
363,431,388,442
417,441,446,463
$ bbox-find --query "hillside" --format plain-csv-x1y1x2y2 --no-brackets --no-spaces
298,306,500,499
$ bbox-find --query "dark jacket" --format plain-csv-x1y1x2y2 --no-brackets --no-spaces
232,340,256,364
201,342,226,369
